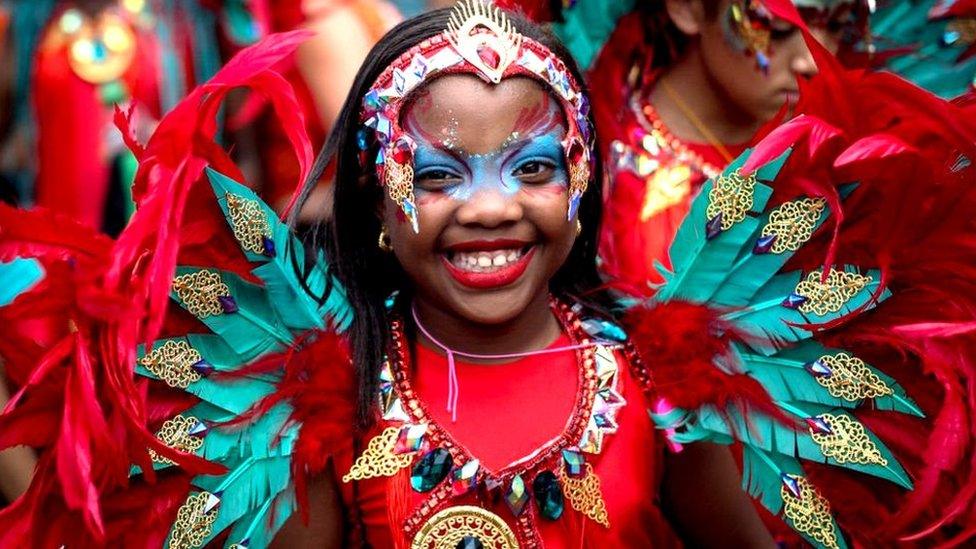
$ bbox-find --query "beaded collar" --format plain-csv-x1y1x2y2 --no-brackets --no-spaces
343,300,627,547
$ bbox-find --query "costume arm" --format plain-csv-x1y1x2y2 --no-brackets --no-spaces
661,442,775,548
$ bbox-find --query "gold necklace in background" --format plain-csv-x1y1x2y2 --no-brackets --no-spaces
658,79,736,164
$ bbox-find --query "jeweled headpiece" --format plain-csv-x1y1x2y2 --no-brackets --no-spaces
358,0,592,232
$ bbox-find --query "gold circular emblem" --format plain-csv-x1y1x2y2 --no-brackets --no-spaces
411,505,519,549
67,11,136,84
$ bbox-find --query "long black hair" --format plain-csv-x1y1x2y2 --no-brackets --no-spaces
290,8,611,427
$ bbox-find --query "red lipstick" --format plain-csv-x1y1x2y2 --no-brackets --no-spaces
441,247,536,289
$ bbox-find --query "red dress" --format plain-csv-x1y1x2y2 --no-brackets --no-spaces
333,331,681,547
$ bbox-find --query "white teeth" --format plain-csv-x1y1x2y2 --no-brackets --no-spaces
449,248,527,273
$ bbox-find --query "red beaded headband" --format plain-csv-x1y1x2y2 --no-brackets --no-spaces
358,0,592,233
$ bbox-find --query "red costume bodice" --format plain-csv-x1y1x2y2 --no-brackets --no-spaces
333,333,681,547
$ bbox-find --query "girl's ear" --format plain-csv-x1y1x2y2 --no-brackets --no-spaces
666,0,708,36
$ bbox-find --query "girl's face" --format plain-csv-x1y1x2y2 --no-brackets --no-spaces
382,74,577,325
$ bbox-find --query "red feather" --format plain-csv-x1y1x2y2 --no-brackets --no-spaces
623,301,790,426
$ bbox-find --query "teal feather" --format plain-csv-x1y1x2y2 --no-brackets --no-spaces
739,341,923,416
551,0,636,72
722,267,889,355
172,266,293,353
206,168,352,333
871,0,976,99
656,150,789,302
182,455,292,547
0,258,43,306
741,447,849,549
226,488,297,549
691,402,912,489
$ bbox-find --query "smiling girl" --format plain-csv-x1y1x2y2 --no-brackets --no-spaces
1,1,975,548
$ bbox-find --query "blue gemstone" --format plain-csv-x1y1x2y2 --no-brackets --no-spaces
533,471,564,520
261,236,276,258
455,537,484,549
757,52,770,74
567,190,581,221
562,449,585,478
804,359,832,377
188,420,208,436
363,90,383,112
403,199,420,234
805,416,833,435
943,30,961,46
782,293,807,309
410,448,452,492
218,295,238,314
375,148,386,166
580,319,626,342
753,234,776,254
191,359,214,377
593,414,612,428
780,474,802,499
356,128,370,151
706,213,723,239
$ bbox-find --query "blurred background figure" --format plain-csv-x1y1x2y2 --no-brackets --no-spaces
0,0,402,507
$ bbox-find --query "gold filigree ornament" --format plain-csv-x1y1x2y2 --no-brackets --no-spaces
168,491,221,549
781,475,840,549
705,168,757,230
386,154,419,233
794,269,872,316
342,426,415,482
139,340,203,389
559,463,610,528
412,505,519,549
225,193,271,255
816,353,894,402
171,270,232,318
760,197,827,253
809,413,888,466
447,0,523,84
150,415,205,465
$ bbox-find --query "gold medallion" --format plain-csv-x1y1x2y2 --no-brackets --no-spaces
412,505,519,549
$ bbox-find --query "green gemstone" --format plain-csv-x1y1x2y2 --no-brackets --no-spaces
410,448,452,492
533,471,564,520
562,448,585,478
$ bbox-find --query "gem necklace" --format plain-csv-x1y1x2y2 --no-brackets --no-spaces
342,299,628,548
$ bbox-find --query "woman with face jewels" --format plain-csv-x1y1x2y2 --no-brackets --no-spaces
502,0,871,292
1,1,975,548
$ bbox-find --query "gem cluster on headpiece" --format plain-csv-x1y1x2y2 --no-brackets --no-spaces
358,0,593,233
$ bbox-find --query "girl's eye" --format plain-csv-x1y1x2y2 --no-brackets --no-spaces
416,169,462,190
418,169,456,181
769,24,797,40
513,160,555,181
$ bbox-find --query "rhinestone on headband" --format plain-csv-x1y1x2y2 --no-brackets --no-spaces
359,0,593,232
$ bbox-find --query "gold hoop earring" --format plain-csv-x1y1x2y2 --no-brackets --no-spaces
575,219,582,236
378,226,393,252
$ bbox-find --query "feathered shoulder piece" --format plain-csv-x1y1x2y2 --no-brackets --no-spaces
622,1,976,546
0,32,355,547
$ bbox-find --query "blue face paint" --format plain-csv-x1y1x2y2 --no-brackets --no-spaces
411,131,569,203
